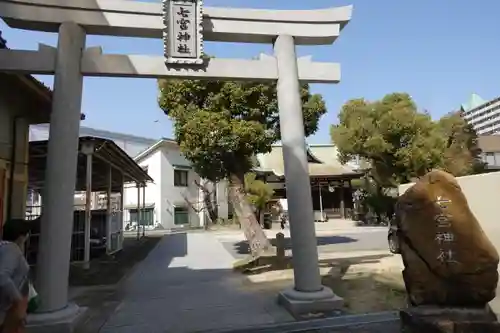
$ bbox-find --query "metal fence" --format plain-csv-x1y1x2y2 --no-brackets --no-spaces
25,204,87,267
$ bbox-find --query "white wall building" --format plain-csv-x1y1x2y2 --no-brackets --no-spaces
122,139,207,230
29,125,363,230
30,125,221,231
461,93,500,135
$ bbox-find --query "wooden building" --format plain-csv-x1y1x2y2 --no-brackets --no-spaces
255,144,365,220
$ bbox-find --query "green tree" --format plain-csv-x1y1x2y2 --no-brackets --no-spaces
438,111,486,176
331,93,445,187
158,79,326,256
244,173,274,225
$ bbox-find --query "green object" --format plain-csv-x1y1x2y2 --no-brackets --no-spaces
174,207,189,225
158,75,326,255
157,77,326,182
330,93,485,187
27,282,39,313
245,173,274,213
461,93,486,113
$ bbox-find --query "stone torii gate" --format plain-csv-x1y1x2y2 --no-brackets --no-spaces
0,0,352,329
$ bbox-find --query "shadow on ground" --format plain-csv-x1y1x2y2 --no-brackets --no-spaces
68,235,163,286
74,232,406,333
233,235,358,256
76,232,296,333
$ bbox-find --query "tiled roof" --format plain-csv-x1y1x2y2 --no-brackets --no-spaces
256,145,363,178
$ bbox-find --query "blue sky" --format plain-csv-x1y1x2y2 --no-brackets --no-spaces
1,0,500,143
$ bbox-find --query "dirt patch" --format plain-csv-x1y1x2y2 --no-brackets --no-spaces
69,235,162,286
239,253,408,317
323,273,407,314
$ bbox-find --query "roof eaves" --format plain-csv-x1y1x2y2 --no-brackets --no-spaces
134,138,178,162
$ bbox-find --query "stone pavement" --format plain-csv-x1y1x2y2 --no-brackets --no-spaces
98,232,293,332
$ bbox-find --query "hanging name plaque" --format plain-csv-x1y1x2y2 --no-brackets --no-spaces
163,0,204,65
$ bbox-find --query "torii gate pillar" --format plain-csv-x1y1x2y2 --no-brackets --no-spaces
274,34,343,314
28,22,87,331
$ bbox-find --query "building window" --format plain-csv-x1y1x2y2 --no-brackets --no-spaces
26,190,40,205
174,170,188,187
129,209,139,224
129,208,155,226
174,207,189,225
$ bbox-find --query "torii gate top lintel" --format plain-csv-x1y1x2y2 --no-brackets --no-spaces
0,0,352,82
0,0,352,44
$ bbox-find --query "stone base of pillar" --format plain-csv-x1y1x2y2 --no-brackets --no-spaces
278,286,344,316
26,303,87,333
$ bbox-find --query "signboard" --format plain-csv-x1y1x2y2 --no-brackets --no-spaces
163,0,204,65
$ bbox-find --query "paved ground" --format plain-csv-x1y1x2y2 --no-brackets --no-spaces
98,232,293,333
218,222,388,260
95,221,394,332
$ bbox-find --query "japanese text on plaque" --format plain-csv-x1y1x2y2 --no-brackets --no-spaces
171,1,197,58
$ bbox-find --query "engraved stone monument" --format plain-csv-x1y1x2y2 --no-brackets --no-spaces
395,170,500,332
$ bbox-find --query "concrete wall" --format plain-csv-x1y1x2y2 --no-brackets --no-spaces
160,145,201,229
216,179,229,221
123,149,162,227
123,143,204,230
399,172,500,253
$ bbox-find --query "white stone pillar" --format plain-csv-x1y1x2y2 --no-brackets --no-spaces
142,185,146,236
274,34,342,314
82,143,94,270
36,22,86,314
136,184,140,240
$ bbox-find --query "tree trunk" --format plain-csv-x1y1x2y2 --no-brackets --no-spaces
194,180,218,229
228,173,272,257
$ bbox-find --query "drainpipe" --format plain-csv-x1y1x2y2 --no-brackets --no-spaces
6,116,22,222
